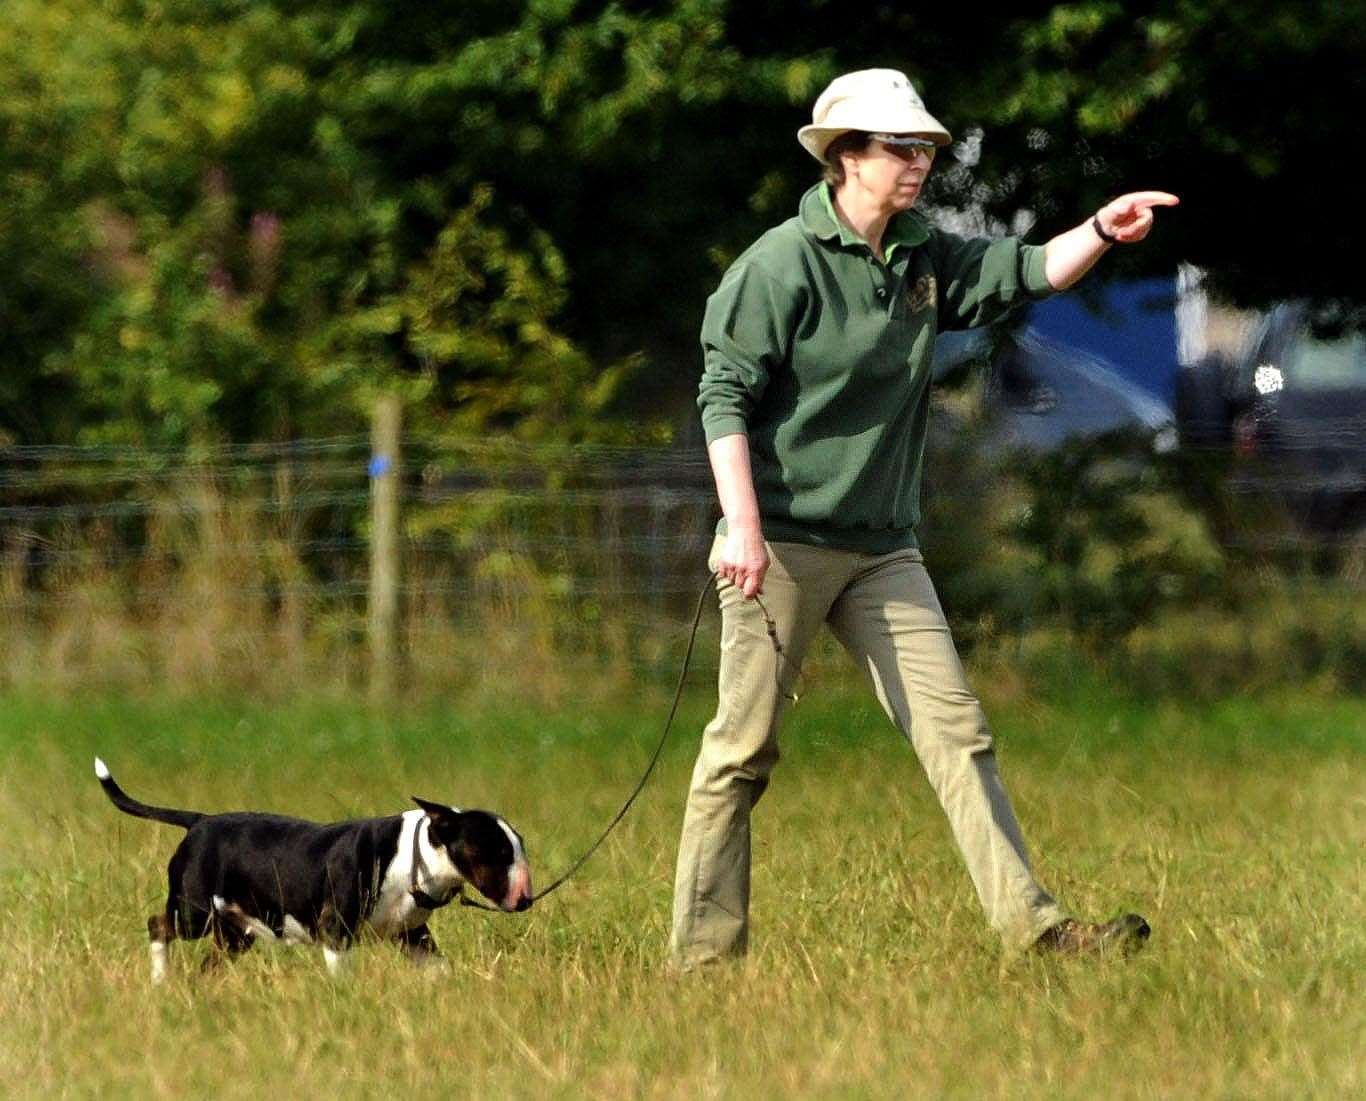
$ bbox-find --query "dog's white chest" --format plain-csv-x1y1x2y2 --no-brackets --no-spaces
366,810,445,937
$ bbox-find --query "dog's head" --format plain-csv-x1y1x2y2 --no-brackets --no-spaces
411,798,533,912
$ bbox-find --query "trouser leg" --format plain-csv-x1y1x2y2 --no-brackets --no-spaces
670,540,845,967
827,548,1068,948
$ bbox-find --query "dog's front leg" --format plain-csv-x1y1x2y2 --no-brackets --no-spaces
321,945,349,976
398,923,441,965
317,900,352,977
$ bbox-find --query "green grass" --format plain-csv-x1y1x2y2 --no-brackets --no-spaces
1,673,1362,1099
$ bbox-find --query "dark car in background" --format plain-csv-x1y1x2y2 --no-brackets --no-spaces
1176,302,1366,532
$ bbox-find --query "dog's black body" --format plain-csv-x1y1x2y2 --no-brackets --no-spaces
94,758,532,979
163,811,425,941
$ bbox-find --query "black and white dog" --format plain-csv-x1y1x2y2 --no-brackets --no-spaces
94,757,532,980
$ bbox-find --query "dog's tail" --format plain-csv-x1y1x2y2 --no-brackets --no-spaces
94,757,204,830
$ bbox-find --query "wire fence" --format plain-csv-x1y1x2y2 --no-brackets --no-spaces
0,436,729,695
1,433,1362,696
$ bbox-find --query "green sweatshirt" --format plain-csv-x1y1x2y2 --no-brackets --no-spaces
698,183,1055,552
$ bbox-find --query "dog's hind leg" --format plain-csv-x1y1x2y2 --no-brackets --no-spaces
204,899,256,971
212,896,279,944
147,910,175,984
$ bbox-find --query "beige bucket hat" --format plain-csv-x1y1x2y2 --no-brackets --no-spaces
797,68,952,163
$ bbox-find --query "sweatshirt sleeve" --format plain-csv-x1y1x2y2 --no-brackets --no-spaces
697,262,801,444
927,230,1055,332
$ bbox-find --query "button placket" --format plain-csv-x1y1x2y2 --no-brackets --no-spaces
888,254,913,319
867,254,892,312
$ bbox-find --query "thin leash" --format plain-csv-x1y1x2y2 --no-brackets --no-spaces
457,570,791,913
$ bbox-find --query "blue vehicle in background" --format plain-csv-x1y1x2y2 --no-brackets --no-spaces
1029,276,1181,407
932,275,1179,454
934,270,1366,534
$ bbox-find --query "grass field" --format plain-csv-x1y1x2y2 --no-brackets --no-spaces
1,670,1361,1099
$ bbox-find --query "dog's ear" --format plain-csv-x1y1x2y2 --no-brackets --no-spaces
411,796,459,828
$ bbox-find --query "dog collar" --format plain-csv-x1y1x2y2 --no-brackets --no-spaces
409,817,458,911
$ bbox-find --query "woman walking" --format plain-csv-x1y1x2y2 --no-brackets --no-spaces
671,68,1177,968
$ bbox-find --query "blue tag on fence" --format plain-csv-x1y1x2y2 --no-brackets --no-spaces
368,455,392,479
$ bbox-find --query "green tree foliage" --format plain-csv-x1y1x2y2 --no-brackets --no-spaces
1,1,1357,447
2,0,648,446
0,0,129,443
1007,435,1226,646
933,1,1364,308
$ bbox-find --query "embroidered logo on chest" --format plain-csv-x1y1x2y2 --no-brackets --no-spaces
906,273,937,314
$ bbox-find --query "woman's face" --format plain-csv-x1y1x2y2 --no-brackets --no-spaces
840,136,936,212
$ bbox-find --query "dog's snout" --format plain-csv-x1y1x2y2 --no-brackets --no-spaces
502,861,532,912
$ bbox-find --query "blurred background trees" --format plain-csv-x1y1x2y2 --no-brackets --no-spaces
3,0,1361,447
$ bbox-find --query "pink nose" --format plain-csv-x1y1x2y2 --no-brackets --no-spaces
504,863,532,912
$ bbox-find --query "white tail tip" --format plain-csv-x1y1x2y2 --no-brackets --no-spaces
94,757,110,780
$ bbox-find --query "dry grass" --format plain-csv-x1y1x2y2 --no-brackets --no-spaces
0,678,1362,1099
5,462,1363,708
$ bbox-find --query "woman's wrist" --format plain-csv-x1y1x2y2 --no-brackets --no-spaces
725,519,766,555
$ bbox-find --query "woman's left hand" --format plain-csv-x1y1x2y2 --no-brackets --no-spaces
1096,191,1180,244
1045,191,1180,289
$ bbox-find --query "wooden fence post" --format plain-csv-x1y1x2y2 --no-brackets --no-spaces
369,394,402,702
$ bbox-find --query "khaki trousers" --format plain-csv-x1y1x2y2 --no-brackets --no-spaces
670,539,1067,966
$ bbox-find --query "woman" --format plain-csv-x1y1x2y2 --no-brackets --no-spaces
671,68,1178,968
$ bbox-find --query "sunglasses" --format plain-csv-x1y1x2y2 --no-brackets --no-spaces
868,133,939,160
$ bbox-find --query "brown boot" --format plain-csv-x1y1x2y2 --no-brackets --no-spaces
1034,913,1151,956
